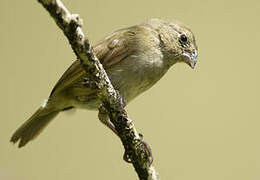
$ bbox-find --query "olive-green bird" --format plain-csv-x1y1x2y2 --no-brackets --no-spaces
11,18,198,148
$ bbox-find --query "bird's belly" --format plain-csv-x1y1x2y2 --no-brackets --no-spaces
70,58,166,109
107,67,163,104
71,72,154,110
116,78,153,103
73,95,101,110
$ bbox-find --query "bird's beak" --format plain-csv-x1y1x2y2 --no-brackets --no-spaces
182,50,198,69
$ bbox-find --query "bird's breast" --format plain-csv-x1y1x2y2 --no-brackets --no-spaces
107,53,167,104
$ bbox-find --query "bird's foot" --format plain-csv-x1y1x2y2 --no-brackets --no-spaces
123,133,153,165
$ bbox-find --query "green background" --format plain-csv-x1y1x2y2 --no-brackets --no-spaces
1,0,260,179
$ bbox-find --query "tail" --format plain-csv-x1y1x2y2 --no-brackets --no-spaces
10,106,59,148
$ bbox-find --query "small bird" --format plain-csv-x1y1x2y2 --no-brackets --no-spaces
10,18,198,148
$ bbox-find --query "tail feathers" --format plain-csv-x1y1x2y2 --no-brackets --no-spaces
10,107,59,148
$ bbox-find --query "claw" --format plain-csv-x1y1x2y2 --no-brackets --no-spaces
122,135,153,165
141,140,153,165
123,151,132,163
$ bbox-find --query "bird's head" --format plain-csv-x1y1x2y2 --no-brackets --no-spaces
147,18,198,69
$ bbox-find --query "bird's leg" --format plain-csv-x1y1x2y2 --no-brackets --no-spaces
98,91,153,165
98,106,118,137
98,107,132,163
97,90,126,138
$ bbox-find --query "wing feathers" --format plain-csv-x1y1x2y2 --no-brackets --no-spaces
50,26,140,96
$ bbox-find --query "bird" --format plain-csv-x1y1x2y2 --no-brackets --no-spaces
10,18,198,148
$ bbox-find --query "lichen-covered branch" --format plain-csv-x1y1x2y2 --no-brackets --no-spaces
37,0,159,179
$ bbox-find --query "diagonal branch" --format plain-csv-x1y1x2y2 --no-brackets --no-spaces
37,0,159,179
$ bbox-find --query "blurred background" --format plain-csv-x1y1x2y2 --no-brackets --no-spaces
1,0,260,179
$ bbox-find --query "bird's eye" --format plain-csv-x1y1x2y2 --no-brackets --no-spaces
179,34,188,43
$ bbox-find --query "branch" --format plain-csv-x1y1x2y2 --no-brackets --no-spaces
37,0,159,179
